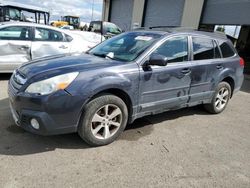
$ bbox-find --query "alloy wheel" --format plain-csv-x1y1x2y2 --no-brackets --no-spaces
91,104,122,140
215,87,229,111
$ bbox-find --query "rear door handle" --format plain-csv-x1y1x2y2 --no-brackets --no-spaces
181,68,191,75
216,65,223,70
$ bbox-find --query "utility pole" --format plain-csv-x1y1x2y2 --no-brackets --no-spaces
91,0,94,21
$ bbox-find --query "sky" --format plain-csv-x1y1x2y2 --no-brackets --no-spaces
6,0,103,23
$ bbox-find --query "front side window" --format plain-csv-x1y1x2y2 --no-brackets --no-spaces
219,41,235,58
0,26,31,40
153,36,188,63
34,28,64,42
89,32,161,62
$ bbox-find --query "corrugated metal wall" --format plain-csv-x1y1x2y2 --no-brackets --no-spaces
109,0,134,31
143,0,185,27
201,0,250,25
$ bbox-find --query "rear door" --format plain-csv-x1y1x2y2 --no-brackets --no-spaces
188,36,221,104
0,25,32,72
31,27,70,59
206,40,237,92
139,35,191,114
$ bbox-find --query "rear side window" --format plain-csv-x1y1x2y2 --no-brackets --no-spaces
65,34,73,42
219,41,235,58
34,28,64,42
192,37,216,60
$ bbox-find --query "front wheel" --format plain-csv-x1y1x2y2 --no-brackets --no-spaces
204,82,231,114
78,94,128,146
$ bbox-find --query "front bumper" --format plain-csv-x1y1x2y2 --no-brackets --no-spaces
8,81,83,136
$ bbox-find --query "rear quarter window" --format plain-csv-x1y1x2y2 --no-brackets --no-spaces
219,41,236,58
192,37,216,60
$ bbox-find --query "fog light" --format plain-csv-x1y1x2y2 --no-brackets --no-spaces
30,118,39,129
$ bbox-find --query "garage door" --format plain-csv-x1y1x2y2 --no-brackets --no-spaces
109,0,134,31
143,0,185,27
201,0,250,25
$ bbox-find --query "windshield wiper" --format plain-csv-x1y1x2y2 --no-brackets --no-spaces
90,52,125,62
91,52,107,58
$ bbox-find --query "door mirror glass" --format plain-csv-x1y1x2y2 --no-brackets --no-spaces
148,54,168,66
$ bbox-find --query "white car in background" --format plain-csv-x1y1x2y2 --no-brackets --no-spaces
0,22,104,72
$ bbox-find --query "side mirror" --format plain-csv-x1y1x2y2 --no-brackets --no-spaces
147,54,168,66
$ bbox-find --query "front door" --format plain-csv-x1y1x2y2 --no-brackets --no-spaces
31,27,70,60
139,36,192,114
0,26,32,72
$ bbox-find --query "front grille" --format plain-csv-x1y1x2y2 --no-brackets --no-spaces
21,115,29,125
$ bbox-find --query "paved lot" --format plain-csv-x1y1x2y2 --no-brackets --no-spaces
0,74,250,188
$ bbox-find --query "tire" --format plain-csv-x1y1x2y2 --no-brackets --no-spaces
204,81,231,114
78,94,128,146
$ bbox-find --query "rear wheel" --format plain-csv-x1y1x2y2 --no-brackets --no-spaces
78,94,128,146
204,82,231,114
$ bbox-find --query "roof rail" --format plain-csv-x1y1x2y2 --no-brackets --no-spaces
133,26,228,39
133,26,196,32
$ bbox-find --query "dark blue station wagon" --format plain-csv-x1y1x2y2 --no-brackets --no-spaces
8,29,244,146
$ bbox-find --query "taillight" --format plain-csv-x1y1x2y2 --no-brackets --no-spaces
240,57,245,67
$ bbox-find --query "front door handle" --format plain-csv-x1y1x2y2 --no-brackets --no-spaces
181,68,191,75
216,65,223,70
59,45,68,49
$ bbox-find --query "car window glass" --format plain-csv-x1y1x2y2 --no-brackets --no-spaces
65,34,73,42
89,32,161,62
90,23,101,33
153,36,188,63
219,41,235,58
9,8,21,20
35,28,64,42
192,37,216,60
0,26,31,40
104,22,121,34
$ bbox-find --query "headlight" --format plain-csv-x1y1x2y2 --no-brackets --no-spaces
25,72,79,95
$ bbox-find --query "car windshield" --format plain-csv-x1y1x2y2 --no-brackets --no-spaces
88,32,162,62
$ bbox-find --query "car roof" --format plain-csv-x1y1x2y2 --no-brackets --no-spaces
0,21,69,33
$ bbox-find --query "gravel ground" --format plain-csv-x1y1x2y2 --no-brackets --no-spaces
0,74,250,188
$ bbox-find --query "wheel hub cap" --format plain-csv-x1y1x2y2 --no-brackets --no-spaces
215,87,229,110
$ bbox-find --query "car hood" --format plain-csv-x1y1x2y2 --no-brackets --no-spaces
18,53,125,79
